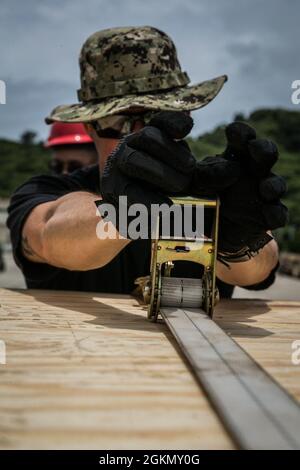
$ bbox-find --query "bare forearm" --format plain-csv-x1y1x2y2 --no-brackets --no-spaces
24,192,130,270
216,238,279,286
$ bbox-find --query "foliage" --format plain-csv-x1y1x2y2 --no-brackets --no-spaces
0,136,50,196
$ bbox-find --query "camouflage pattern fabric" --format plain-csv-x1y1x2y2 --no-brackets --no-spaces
78,26,190,100
46,26,227,124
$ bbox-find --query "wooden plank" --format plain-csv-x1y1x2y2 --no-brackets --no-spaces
161,306,300,450
0,288,234,450
214,299,300,402
1,289,300,450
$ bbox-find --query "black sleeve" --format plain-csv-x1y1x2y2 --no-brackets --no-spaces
6,165,100,284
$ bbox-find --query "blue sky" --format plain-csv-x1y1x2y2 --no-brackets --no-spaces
0,0,298,140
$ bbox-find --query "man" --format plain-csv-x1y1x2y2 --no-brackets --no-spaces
7,26,287,296
45,122,97,174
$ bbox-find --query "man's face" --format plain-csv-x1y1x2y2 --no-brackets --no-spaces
49,145,98,174
85,113,147,174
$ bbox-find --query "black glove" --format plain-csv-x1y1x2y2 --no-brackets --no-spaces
100,111,240,210
217,121,288,259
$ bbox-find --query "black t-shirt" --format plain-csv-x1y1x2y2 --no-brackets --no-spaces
7,164,234,297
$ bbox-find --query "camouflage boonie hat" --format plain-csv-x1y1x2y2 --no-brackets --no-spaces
46,26,227,124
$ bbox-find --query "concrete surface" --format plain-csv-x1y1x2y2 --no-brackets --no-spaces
0,251,25,289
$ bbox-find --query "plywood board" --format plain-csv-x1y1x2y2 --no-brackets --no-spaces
0,288,234,450
1,289,300,450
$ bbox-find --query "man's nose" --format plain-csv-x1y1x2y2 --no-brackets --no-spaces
132,120,145,132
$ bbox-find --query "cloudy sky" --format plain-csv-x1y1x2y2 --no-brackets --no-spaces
0,0,298,140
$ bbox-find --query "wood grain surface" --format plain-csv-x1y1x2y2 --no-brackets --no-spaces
0,289,299,450
0,288,234,450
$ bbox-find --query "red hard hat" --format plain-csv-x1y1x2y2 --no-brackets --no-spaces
45,122,93,147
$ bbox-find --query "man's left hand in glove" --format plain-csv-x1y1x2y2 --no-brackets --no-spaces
212,121,288,287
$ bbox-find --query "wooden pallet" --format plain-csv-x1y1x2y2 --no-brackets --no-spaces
0,288,300,449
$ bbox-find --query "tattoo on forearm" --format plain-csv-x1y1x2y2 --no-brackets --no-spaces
22,235,37,258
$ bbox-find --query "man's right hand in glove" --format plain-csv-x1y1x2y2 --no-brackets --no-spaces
100,111,240,214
